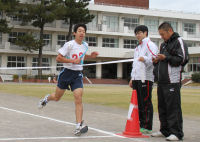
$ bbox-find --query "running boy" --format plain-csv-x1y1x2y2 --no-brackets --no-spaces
38,23,98,136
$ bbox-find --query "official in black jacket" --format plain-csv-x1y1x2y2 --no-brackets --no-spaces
152,22,185,141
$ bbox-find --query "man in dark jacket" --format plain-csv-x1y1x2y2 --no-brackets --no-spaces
152,22,186,141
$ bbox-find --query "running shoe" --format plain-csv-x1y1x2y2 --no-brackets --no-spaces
74,120,88,136
151,131,164,137
38,94,49,109
166,134,180,141
140,128,152,134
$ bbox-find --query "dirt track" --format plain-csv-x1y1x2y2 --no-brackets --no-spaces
0,92,199,142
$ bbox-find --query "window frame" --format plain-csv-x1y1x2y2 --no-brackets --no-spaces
85,36,97,47
102,37,118,48
7,56,26,68
123,17,139,31
32,57,50,70
183,23,196,35
123,39,138,49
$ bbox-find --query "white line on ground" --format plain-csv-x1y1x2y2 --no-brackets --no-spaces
0,106,147,142
0,136,114,141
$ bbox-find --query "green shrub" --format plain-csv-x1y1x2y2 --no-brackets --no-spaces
22,75,28,79
13,75,18,80
191,73,200,83
34,75,52,80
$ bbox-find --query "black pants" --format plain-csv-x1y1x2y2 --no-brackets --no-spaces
157,83,184,140
132,80,153,130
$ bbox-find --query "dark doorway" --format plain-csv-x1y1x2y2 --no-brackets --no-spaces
123,62,132,80
102,63,117,79
83,61,96,78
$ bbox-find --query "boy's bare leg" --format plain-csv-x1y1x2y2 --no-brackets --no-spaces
47,86,66,102
73,88,88,136
38,87,65,109
73,88,83,123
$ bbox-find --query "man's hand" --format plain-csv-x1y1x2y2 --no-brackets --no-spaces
90,51,99,58
157,54,166,61
129,80,132,88
152,54,166,63
152,57,159,63
138,57,145,62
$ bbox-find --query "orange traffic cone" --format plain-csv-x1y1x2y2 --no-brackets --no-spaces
117,90,149,138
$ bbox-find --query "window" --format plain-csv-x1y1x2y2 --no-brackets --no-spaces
103,16,119,32
56,62,63,71
43,34,52,46
188,57,200,72
32,57,50,70
124,17,139,31
87,15,97,31
102,38,118,48
164,21,177,32
185,41,196,47
57,35,67,46
85,36,97,47
10,15,22,22
61,20,70,28
183,23,196,35
123,39,138,49
144,19,159,33
7,56,26,67
9,32,25,43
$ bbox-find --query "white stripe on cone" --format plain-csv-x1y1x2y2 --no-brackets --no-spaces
127,103,138,120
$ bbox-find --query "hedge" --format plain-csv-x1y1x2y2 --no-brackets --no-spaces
191,73,200,83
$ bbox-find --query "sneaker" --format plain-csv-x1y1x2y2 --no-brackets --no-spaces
140,128,145,133
166,134,179,141
74,121,88,136
74,128,81,136
38,94,49,109
151,131,164,137
144,129,152,134
140,128,152,134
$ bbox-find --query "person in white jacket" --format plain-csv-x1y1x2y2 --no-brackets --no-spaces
129,25,158,134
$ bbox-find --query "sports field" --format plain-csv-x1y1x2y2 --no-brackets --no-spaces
0,83,199,142
0,83,199,117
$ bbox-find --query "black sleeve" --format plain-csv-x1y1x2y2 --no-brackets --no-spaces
165,41,183,67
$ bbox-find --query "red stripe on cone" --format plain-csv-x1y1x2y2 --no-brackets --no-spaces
117,90,149,138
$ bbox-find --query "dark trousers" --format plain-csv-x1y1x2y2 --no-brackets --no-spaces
132,80,153,130
157,83,184,140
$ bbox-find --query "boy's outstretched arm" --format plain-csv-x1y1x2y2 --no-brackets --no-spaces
85,51,99,59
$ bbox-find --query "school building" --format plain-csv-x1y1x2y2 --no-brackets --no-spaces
0,0,200,81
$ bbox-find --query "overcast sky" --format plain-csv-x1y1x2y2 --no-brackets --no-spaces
150,0,200,13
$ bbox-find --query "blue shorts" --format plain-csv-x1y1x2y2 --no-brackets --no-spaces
57,68,83,91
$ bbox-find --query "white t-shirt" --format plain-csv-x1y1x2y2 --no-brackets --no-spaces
58,40,88,71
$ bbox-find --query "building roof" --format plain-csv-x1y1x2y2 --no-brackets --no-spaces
88,4,200,21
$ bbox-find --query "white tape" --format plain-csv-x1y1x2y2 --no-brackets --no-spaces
0,59,134,70
82,59,134,66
